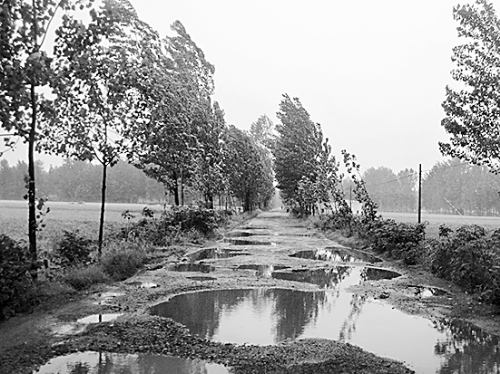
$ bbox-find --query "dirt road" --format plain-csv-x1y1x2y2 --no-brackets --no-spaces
2,209,500,373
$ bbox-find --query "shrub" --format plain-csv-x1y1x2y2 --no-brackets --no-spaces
428,225,500,303
55,230,94,265
100,243,145,280
125,207,230,246
0,235,33,319
363,219,426,265
62,264,109,290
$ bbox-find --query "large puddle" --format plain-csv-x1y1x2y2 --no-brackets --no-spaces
271,266,400,289
189,248,250,261
291,247,381,263
34,351,229,374
150,288,500,374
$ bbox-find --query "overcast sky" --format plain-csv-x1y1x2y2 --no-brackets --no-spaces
3,0,500,174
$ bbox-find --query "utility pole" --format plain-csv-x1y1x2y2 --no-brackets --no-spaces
418,164,422,224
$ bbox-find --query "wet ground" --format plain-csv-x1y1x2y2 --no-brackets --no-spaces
3,209,500,374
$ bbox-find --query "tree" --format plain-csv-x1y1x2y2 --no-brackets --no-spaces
396,168,417,212
440,0,500,172
273,94,323,212
38,0,157,254
226,125,274,211
363,167,398,211
250,114,275,150
192,101,228,208
128,20,215,207
1,0,95,274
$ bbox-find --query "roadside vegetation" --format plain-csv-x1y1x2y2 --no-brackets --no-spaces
0,204,240,320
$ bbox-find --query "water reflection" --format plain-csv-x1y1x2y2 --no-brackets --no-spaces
291,248,381,263
34,351,229,374
433,319,500,374
189,248,250,261
150,288,500,374
271,266,400,289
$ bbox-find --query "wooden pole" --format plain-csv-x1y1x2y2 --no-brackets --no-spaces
418,164,422,224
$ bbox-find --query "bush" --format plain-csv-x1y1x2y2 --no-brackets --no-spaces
55,230,94,265
362,219,427,265
100,243,145,280
428,225,500,303
62,264,109,290
0,235,33,319
125,207,230,246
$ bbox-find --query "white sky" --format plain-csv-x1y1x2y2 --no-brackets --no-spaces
3,0,499,174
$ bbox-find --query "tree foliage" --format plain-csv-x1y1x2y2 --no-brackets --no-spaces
440,0,500,171
273,94,323,210
225,125,274,211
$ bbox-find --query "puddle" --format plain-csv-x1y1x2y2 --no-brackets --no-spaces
224,238,272,245
77,313,123,324
225,231,259,237
93,291,124,305
169,263,215,273
189,248,251,261
33,351,230,374
150,288,500,374
291,247,381,263
237,264,290,277
126,281,159,288
239,226,268,230
406,285,450,298
271,266,400,289
187,276,217,281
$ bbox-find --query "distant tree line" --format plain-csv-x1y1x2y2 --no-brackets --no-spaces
360,159,500,216
0,159,164,203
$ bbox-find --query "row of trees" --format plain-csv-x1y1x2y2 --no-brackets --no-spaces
1,0,274,268
0,159,165,203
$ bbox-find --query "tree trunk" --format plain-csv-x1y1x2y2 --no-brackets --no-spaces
180,171,184,206
244,191,251,212
98,162,107,256
28,0,38,280
28,80,37,280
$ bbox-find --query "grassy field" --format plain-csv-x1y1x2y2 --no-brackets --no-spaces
0,200,165,249
380,211,500,238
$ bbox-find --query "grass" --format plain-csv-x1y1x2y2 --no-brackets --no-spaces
0,200,164,249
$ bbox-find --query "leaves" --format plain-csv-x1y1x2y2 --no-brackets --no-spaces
441,0,500,172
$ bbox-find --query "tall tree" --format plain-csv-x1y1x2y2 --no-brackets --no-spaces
38,0,157,254
250,114,275,150
1,0,94,274
440,0,500,171
226,125,274,211
363,167,398,211
128,20,215,206
273,94,323,212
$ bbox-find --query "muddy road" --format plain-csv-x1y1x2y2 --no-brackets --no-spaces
2,209,500,374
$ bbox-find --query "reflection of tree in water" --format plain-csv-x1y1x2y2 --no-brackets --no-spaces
338,293,368,342
272,266,354,289
433,319,500,374
273,289,327,342
137,354,211,374
67,352,132,374
150,289,231,340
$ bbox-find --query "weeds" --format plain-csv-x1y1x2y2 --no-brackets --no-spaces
61,264,109,290
100,243,145,280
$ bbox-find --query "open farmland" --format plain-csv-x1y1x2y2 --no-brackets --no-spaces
380,211,500,237
0,200,165,247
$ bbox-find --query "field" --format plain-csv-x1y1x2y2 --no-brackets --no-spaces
3,200,500,248
380,211,500,237
0,200,165,249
